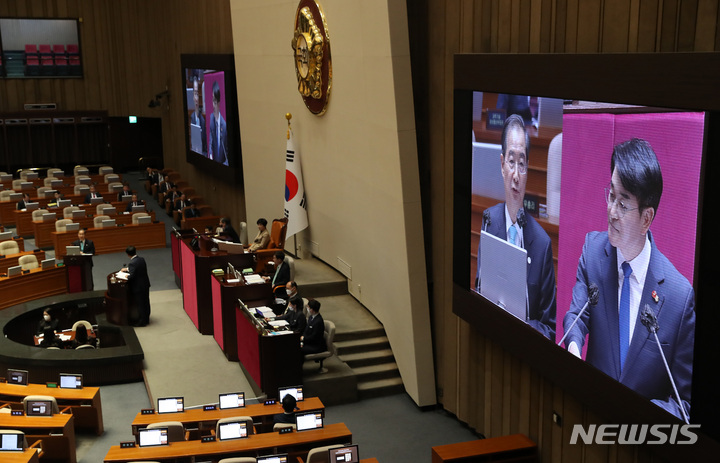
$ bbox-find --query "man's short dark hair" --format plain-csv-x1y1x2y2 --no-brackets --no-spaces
308,299,321,313
221,217,231,226
274,250,285,260
257,218,267,227
125,246,137,256
213,81,221,103
281,393,296,413
290,295,303,308
500,114,530,161
611,138,663,215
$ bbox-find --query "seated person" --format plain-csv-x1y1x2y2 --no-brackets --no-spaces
218,217,240,243
274,296,306,334
36,309,58,335
183,202,201,219
280,281,300,309
263,251,290,297
47,191,64,207
71,325,96,349
301,300,326,356
174,193,190,212
117,184,133,201
248,218,270,251
125,194,145,212
17,192,31,210
84,185,103,204
146,167,159,185
273,393,298,424
164,186,180,210
158,176,174,195
204,225,214,235
39,326,62,349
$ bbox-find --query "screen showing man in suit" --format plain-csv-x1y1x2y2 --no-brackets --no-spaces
562,138,695,421
208,80,229,166
474,114,557,341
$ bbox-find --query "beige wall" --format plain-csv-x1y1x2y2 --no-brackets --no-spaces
229,0,436,406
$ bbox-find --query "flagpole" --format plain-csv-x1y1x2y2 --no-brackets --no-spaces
286,113,299,258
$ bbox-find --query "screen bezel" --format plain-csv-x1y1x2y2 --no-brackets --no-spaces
0,433,23,451
217,421,249,441
278,385,304,402
7,369,28,385
138,427,169,447
328,444,359,463
256,454,289,463
26,399,53,416
156,397,184,414
218,392,245,410
453,53,720,456
295,409,323,432
59,373,83,389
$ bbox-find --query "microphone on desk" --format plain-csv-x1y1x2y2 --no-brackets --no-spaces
558,283,599,347
482,210,491,231
640,304,689,424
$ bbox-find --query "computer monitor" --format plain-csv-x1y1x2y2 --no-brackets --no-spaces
65,223,80,232
0,174,12,181
51,170,64,178
24,202,39,211
24,172,38,180
256,454,289,463
20,182,33,190
131,205,145,213
42,213,56,222
102,207,117,216
65,246,80,256
278,385,304,402
218,392,245,409
77,176,91,184
41,259,56,270
43,189,57,198
101,219,116,228
26,399,53,416
136,215,152,225
90,197,104,205
7,369,28,385
295,410,323,432
59,373,83,389
71,210,85,219
138,427,169,447
7,266,22,277
50,179,63,189
0,432,24,451
329,444,360,463
217,420,248,441
57,199,72,208
0,231,12,241
157,397,184,414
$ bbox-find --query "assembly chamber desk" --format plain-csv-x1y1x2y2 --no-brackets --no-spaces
0,266,68,310
0,412,76,463
52,221,166,255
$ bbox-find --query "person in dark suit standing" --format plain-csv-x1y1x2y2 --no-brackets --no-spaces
563,138,694,421
71,229,95,255
301,299,326,355
125,194,145,212
208,81,228,166
475,114,556,341
122,246,151,327
17,192,32,210
84,185,103,204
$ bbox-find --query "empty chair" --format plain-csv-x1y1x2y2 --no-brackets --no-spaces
146,421,186,442
304,320,336,373
72,320,93,332
63,206,80,218
97,203,114,215
302,444,344,463
55,219,74,232
132,212,150,225
36,186,51,197
0,240,19,256
18,255,39,270
73,165,88,176
107,181,123,192
31,209,49,221
216,416,255,436
19,169,34,180
74,184,90,195
0,190,13,202
12,179,24,190
47,167,63,177
104,173,119,183
93,215,110,228
23,395,60,414
74,175,91,185
0,429,28,448
44,177,57,187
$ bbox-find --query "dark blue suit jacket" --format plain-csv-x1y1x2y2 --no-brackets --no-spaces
563,231,695,419
127,255,151,293
209,113,228,166
476,203,557,341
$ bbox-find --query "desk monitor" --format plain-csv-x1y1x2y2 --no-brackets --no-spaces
136,215,152,225
43,189,58,198
57,199,72,208
0,432,24,451
24,172,38,180
42,213,56,222
131,205,145,213
0,174,12,181
65,223,80,232
77,177,91,185
59,373,83,389
90,197,104,205
41,258,56,270
329,444,360,463
217,420,248,441
278,385,304,402
219,392,245,409
102,207,117,216
0,231,12,241
66,245,80,256
7,369,28,385
71,210,85,219
51,171,64,178
20,182,33,190
257,454,289,463
157,397,184,414
50,179,63,188
101,219,116,228
25,201,39,211
121,195,132,202
479,230,528,322
295,410,323,432
138,427,169,447
109,184,122,193
26,399,53,416
7,266,22,277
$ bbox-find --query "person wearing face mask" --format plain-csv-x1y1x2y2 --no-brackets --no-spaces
36,309,58,335
279,280,300,307
275,296,307,334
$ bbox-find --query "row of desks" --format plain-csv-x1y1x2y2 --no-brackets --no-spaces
0,412,76,463
0,266,68,310
52,222,166,255
13,201,131,237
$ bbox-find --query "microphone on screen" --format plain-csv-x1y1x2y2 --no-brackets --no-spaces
558,283,599,347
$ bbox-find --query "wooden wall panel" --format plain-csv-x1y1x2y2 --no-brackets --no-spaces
425,1,720,462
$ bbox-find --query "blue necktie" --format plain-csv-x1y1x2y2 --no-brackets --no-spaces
508,225,517,246
619,262,632,371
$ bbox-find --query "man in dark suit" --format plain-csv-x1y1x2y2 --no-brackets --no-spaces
190,75,207,155
122,246,152,327
125,194,145,212
301,299,326,355
117,184,133,202
475,114,556,341
71,229,95,256
208,81,228,166
174,193,190,212
84,185,103,204
16,192,31,210
158,176,174,195
263,251,290,297
563,138,694,421
183,202,200,219
275,296,306,334
218,217,240,243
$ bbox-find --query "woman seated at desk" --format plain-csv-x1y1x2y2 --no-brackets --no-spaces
39,326,62,348
36,309,58,335
71,325,96,349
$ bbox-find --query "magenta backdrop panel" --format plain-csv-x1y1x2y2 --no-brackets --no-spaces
556,111,704,343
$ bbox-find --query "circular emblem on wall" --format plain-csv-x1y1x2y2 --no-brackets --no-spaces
292,0,332,116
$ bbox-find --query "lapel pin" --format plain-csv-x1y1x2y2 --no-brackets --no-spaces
651,290,659,303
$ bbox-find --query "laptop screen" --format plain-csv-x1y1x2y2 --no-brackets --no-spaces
217,421,248,441
26,400,53,416
219,392,245,409
157,397,184,414
278,385,304,402
295,410,323,432
138,428,169,447
256,455,289,463
0,433,23,451
59,373,83,389
7,369,28,386
329,444,360,463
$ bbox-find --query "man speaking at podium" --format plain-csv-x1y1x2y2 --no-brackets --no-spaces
562,138,695,420
475,114,557,341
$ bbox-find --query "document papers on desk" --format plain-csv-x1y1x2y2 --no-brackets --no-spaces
255,306,275,318
115,271,129,281
244,274,265,284
269,320,289,327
